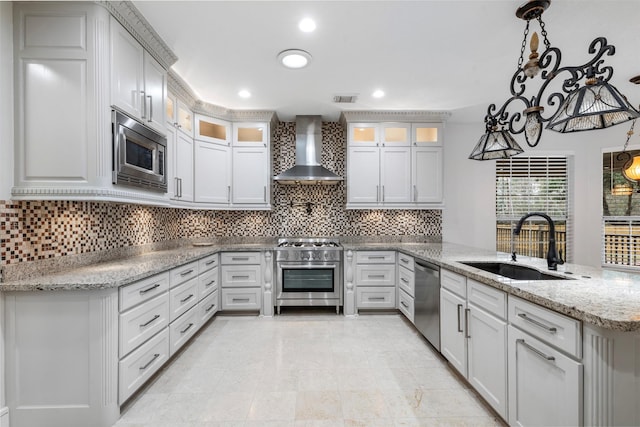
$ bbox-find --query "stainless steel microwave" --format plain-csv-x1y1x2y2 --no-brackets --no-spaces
112,110,167,192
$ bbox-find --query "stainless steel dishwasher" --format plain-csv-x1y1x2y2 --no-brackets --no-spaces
414,260,440,351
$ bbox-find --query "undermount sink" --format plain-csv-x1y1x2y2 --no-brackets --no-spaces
460,261,572,281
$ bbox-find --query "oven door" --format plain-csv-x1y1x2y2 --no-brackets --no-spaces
277,262,341,302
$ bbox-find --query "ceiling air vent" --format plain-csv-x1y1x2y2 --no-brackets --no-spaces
333,94,358,103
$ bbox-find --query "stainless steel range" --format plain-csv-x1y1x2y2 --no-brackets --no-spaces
275,238,343,314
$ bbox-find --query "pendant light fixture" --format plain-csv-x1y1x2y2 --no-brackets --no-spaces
469,118,524,160
469,0,639,161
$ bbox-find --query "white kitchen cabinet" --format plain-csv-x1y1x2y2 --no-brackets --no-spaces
166,92,193,137
354,251,397,311
220,252,263,312
345,119,444,209
195,114,231,146
110,17,166,134
194,140,231,204
172,130,194,202
508,295,582,426
233,122,268,147
232,146,270,207
440,269,508,420
397,253,415,323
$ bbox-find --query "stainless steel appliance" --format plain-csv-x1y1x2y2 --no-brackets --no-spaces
414,260,441,351
275,238,343,314
112,110,167,192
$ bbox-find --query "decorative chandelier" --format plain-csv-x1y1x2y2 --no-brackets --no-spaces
469,0,640,161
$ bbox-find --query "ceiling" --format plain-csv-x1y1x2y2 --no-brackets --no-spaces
132,0,640,122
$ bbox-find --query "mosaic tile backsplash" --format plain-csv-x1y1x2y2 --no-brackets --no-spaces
0,122,441,267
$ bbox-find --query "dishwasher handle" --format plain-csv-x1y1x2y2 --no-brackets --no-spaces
415,260,440,275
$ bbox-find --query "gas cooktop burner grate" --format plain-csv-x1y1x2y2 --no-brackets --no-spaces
276,238,341,249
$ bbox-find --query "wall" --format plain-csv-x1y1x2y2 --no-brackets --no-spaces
0,121,441,270
443,112,637,268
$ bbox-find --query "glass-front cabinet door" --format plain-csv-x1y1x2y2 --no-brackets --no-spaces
233,122,268,147
176,100,193,137
412,123,442,146
195,114,230,146
381,123,410,147
348,123,379,147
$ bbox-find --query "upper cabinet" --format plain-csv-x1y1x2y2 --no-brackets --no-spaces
195,114,230,146
233,122,269,147
110,17,166,135
344,114,447,209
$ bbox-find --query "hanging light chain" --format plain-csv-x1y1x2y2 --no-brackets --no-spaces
517,20,531,69
622,119,637,153
537,16,551,49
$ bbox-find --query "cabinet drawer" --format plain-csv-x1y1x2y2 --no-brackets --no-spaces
221,265,261,288
119,292,170,358
356,286,396,309
356,251,396,264
170,261,199,287
198,289,219,325
198,253,218,272
119,328,169,404
441,268,467,298
119,272,169,312
468,279,506,320
356,264,396,287
398,288,415,323
198,266,218,299
398,253,415,271
221,288,261,311
169,278,199,321
398,265,415,297
221,252,261,265
169,305,200,356
509,296,581,359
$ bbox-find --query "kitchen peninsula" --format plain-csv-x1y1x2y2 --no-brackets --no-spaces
2,239,640,427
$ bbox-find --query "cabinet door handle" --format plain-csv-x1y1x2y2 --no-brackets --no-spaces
376,185,379,202
227,185,231,202
180,294,194,303
400,277,409,284
139,314,160,328
205,303,216,312
400,258,409,264
180,323,194,334
264,186,267,202
517,313,557,333
147,95,153,122
457,304,463,333
400,301,409,308
205,280,216,287
139,353,160,370
382,185,385,202
139,283,160,294
174,177,180,198
180,269,194,277
413,185,417,202
232,298,250,303
517,338,555,362
140,90,146,118
464,308,471,338
205,260,216,266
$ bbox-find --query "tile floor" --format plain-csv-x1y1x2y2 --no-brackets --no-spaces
114,311,503,427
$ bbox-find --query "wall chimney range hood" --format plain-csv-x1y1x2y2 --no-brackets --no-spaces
274,115,343,185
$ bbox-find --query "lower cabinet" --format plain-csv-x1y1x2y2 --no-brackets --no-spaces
220,252,262,311
440,269,508,420
354,251,397,311
397,252,415,323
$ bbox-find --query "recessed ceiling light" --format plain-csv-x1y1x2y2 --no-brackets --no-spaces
372,89,385,98
298,18,316,33
238,89,251,98
277,49,312,69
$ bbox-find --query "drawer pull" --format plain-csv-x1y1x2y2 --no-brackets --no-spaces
368,274,386,279
139,314,160,328
232,298,250,303
180,323,194,334
517,313,557,333
232,257,250,261
457,304,463,333
139,283,160,294
232,275,250,280
400,258,410,264
517,338,556,362
205,303,216,312
368,296,386,301
205,260,216,266
367,256,386,260
400,278,409,284
400,301,409,308
180,294,194,303
180,269,195,277
139,353,160,370
205,280,216,287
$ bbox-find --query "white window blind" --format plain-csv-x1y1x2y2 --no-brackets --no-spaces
496,156,571,262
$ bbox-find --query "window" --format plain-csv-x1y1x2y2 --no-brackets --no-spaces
496,156,571,262
602,150,640,268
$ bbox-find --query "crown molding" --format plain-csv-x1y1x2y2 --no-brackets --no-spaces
339,110,452,124
97,0,178,70
167,70,198,109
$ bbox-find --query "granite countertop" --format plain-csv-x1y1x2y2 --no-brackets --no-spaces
3,239,640,332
